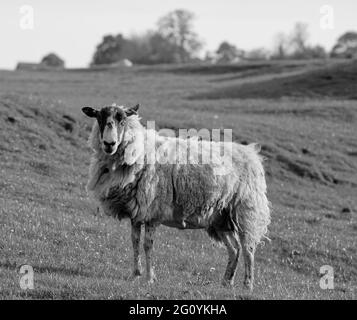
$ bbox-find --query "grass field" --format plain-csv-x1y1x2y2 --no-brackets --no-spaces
0,59,356,299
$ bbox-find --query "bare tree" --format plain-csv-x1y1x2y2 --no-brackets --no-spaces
290,22,309,55
273,32,289,59
157,9,203,62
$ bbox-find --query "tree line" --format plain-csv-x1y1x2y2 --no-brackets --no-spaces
91,9,202,65
91,9,357,66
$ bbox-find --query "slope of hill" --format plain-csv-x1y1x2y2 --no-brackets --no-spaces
0,61,356,299
191,60,357,100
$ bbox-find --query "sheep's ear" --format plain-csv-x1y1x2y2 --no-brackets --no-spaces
82,107,99,118
125,104,139,116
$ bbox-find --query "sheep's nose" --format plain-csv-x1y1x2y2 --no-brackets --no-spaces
103,141,115,147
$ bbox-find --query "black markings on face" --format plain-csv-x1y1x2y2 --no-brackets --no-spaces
96,107,127,137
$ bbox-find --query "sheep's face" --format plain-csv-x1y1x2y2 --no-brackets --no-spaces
82,104,139,155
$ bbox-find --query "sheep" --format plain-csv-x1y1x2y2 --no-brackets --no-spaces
82,104,270,290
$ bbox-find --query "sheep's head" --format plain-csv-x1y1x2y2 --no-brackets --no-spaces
82,104,139,155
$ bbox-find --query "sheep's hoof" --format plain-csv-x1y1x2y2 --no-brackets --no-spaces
128,269,142,280
146,272,157,284
221,278,234,287
243,278,253,291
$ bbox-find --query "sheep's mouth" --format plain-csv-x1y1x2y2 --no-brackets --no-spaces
103,143,118,155
104,147,116,155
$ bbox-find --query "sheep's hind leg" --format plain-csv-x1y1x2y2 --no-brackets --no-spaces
144,223,157,284
239,232,256,291
220,231,241,287
129,221,142,279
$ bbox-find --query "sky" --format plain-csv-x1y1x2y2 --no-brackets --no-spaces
0,0,356,69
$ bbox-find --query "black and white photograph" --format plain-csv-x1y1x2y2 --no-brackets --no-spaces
0,0,356,303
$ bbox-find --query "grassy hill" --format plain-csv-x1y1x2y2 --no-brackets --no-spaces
191,60,357,100
0,60,356,299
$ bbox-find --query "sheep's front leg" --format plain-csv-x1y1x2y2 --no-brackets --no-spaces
144,223,157,283
130,221,142,279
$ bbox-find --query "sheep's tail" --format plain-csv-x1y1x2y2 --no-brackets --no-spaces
236,195,271,248
237,143,271,247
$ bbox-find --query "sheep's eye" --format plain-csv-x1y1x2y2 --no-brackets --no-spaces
115,113,125,124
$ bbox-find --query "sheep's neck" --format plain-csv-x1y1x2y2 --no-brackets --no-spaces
97,152,145,220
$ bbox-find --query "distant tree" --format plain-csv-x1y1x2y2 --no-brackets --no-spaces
41,53,65,68
272,23,328,60
272,33,290,59
289,22,309,56
91,34,129,65
305,45,328,59
331,31,357,58
119,32,152,64
246,48,271,60
148,32,182,63
126,31,182,64
286,22,327,60
157,9,203,62
91,9,205,66
216,41,244,63
91,31,184,66
204,51,215,63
